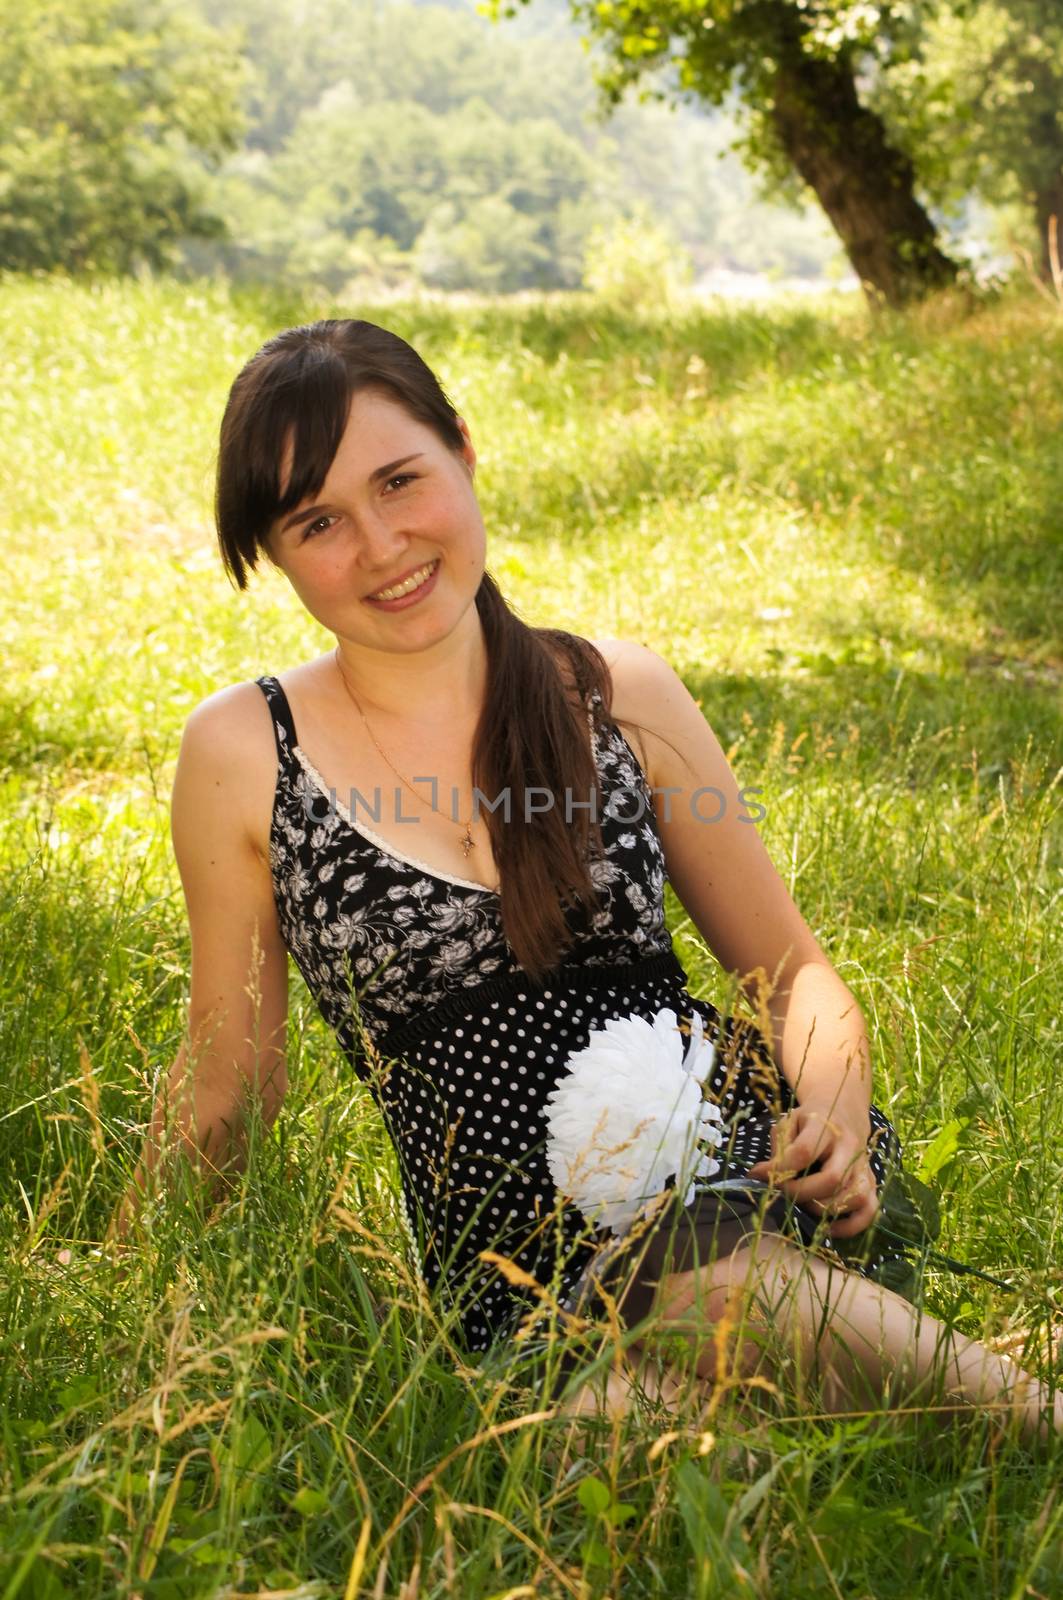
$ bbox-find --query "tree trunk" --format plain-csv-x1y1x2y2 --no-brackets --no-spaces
1035,172,1063,286
768,36,958,308
1025,58,1063,286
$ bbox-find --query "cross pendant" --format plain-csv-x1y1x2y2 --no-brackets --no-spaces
461,825,474,858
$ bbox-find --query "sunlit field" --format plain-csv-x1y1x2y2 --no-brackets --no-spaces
2,275,1061,1597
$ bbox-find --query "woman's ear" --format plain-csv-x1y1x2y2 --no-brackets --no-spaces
456,417,477,477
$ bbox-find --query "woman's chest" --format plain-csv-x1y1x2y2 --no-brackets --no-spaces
266,727,671,1034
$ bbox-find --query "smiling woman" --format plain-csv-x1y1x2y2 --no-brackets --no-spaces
260,392,483,647
111,318,1062,1449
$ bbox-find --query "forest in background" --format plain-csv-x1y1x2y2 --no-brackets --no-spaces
188,0,846,293
4,0,1061,301
14,0,1055,299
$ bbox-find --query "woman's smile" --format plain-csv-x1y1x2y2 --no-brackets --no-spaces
365,556,441,609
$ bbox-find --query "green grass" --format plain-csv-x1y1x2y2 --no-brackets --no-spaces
1,273,1061,1597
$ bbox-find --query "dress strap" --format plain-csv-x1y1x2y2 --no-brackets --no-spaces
255,675,300,771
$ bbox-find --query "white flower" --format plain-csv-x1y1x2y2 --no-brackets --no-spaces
544,1007,727,1236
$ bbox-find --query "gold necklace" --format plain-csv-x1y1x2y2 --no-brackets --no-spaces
334,647,478,859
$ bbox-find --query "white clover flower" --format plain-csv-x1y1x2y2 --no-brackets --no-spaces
544,1007,727,1236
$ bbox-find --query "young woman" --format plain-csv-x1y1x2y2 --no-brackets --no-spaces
115,319,1060,1445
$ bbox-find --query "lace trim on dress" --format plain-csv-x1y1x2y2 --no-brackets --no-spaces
293,747,500,896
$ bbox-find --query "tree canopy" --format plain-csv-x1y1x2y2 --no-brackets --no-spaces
0,0,245,273
504,0,961,304
3,0,1059,296
872,0,1063,278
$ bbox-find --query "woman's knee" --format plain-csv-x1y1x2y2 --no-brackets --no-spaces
653,1234,807,1326
647,1239,802,1383
553,1334,710,1424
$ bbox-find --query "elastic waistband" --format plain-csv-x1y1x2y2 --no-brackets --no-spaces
375,943,688,1060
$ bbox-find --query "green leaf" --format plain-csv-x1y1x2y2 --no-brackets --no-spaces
231,1413,272,1515
577,1475,612,1516
581,1534,612,1566
291,1484,330,1517
57,1375,99,1408
915,1118,970,1183
191,1543,236,1566
675,1460,750,1578
882,1170,942,1244
169,1537,234,1566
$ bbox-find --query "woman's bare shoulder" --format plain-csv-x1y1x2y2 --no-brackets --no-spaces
588,636,721,794
591,637,688,701
182,677,275,751
176,679,280,864
587,636,677,782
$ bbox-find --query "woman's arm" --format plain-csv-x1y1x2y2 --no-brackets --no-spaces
111,691,289,1243
600,638,878,1236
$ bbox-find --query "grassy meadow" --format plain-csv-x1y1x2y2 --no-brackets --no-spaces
1,274,1062,1597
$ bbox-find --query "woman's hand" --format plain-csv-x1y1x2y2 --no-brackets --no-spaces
746,1102,879,1240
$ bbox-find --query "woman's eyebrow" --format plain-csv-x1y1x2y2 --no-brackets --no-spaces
280,454,425,532
369,451,424,483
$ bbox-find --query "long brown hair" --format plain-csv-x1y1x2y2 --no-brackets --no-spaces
215,318,619,981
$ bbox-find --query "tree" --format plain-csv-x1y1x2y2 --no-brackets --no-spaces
0,0,245,274
501,0,960,307
871,0,1063,282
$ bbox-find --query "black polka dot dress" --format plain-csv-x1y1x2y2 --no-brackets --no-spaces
255,675,903,1359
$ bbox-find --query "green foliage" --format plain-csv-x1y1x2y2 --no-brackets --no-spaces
0,0,852,288
200,0,615,292
498,0,962,302
674,1463,753,1595
262,91,595,292
538,1,914,127
870,1,1063,265
830,1171,944,1302
582,207,693,308
0,0,246,273
577,1473,637,1567
189,0,842,290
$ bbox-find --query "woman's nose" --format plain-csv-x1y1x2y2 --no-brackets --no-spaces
353,505,408,569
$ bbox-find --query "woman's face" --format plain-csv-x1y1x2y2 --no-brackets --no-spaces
264,387,486,654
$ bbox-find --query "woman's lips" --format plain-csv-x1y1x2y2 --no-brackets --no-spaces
364,557,441,611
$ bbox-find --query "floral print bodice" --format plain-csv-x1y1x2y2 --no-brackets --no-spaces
255,675,674,1071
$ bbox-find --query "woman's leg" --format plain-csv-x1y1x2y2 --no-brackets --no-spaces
647,1235,1063,1449
553,1341,703,1423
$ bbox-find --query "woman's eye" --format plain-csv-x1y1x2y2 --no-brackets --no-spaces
384,473,416,492
304,515,336,539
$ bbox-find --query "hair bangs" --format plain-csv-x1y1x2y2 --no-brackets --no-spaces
260,348,352,531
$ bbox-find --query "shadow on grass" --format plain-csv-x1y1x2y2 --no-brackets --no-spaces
304,287,870,404
681,655,1063,779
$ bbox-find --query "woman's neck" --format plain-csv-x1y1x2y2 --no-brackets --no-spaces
333,614,489,728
